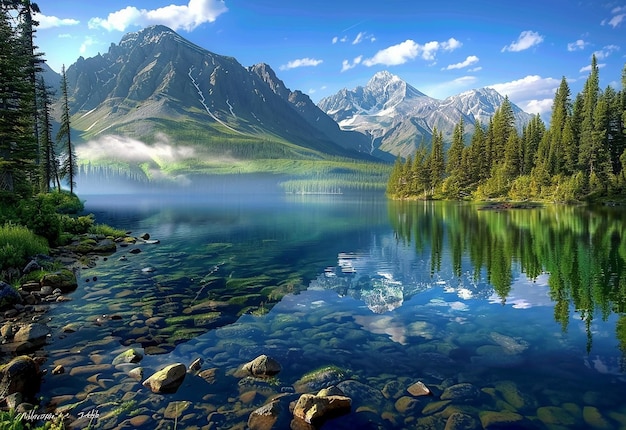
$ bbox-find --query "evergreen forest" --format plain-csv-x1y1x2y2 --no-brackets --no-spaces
387,56,626,203
0,0,76,199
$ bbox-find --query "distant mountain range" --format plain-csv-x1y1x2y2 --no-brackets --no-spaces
318,71,534,158
47,25,534,174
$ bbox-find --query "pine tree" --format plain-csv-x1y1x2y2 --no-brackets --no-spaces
548,77,572,174
57,64,77,194
521,114,544,175
578,55,600,179
0,6,36,195
36,76,58,192
428,127,444,196
503,133,522,180
488,97,516,171
386,156,403,196
446,118,465,176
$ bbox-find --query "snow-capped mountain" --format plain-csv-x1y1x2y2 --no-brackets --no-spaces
318,71,534,158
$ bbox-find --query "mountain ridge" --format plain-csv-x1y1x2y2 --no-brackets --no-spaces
317,71,534,158
50,25,535,175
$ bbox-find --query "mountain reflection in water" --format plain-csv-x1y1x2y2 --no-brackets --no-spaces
39,194,626,430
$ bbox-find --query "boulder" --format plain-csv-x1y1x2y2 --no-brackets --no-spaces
0,281,23,309
40,269,77,293
128,367,144,381
408,380,432,397
13,323,50,343
0,356,41,401
142,363,186,393
22,260,41,274
291,393,351,425
112,348,143,365
445,412,480,430
248,399,282,430
242,354,281,378
92,239,117,254
441,383,481,403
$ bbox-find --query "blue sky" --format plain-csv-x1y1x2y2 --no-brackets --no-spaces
34,0,626,119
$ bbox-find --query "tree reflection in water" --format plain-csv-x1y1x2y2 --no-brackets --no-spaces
388,201,626,355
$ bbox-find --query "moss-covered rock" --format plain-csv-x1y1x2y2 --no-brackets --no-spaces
0,355,40,402
40,269,77,293
112,348,143,365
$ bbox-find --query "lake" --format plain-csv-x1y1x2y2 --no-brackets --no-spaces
39,190,626,429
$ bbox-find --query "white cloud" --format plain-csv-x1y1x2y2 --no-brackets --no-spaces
443,55,479,70
580,63,606,73
603,12,625,28
423,76,477,99
88,6,143,31
79,36,97,55
522,98,554,116
33,13,80,29
332,36,339,44
363,37,461,66
488,75,560,102
468,66,482,72
501,30,544,52
567,39,588,51
88,0,228,32
279,58,323,70
341,55,362,72
352,31,376,45
593,44,620,60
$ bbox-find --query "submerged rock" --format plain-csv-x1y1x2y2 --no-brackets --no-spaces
241,354,282,378
440,383,481,403
142,363,186,393
248,399,282,430
294,366,346,393
112,348,143,365
445,412,479,430
13,322,50,343
407,380,432,397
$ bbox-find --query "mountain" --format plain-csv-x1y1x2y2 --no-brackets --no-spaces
61,25,374,167
318,71,535,158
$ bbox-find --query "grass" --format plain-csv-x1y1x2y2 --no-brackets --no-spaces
0,223,49,271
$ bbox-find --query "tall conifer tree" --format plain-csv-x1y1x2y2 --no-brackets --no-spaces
57,64,77,194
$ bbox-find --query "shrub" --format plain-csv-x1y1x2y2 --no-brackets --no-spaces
0,224,49,271
89,223,127,238
41,190,84,214
16,196,61,246
59,214,95,235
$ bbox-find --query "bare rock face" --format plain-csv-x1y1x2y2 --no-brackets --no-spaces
242,354,281,378
0,356,41,402
291,391,351,425
142,363,186,393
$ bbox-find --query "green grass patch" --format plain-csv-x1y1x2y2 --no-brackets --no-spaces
0,224,49,271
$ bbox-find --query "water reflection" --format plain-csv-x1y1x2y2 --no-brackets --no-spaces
38,194,626,429
386,201,626,356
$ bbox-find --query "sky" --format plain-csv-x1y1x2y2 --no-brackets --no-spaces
33,0,626,120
